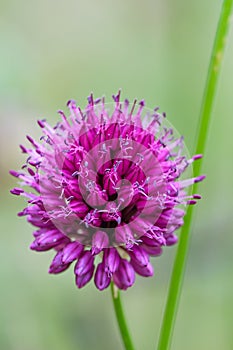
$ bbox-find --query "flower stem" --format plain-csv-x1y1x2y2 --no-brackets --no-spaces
157,1,233,349
110,282,135,350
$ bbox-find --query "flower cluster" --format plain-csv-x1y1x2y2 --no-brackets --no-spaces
10,92,204,290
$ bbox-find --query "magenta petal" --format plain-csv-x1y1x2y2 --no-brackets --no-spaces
10,93,205,291
141,244,163,256
30,230,69,251
113,259,135,290
143,232,166,246
103,248,120,274
79,128,98,151
91,231,109,255
30,237,69,252
9,170,21,178
105,122,120,140
94,262,111,290
69,199,89,217
49,251,71,274
129,246,149,267
165,234,178,246
115,226,135,249
131,259,154,277
10,187,24,195
74,251,94,276
62,241,84,263
41,232,66,245
75,265,94,288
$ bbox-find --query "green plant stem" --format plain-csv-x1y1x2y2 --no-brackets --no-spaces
157,1,233,349
110,282,135,350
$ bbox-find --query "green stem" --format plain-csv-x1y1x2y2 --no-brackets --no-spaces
110,282,135,350
157,1,233,349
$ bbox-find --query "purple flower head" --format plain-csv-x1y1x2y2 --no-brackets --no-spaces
10,91,205,290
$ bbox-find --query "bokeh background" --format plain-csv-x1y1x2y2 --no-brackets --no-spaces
1,0,233,349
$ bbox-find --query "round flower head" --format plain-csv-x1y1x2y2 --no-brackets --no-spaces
10,91,205,290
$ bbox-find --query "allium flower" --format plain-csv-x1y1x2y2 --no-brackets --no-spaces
10,91,205,290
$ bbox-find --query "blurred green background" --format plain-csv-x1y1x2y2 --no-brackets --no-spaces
1,0,233,349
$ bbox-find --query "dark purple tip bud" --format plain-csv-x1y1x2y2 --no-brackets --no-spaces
94,98,101,104
187,200,197,205
26,135,34,144
194,175,206,183
192,154,203,160
20,144,27,153
37,119,46,128
124,99,129,106
139,99,145,107
27,167,35,176
70,100,78,111
62,241,83,264
49,251,70,274
10,187,24,195
112,91,120,103
94,262,111,290
193,194,202,199
9,170,20,178
57,109,65,116
18,209,27,217
74,251,94,276
66,100,72,106
87,94,94,105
